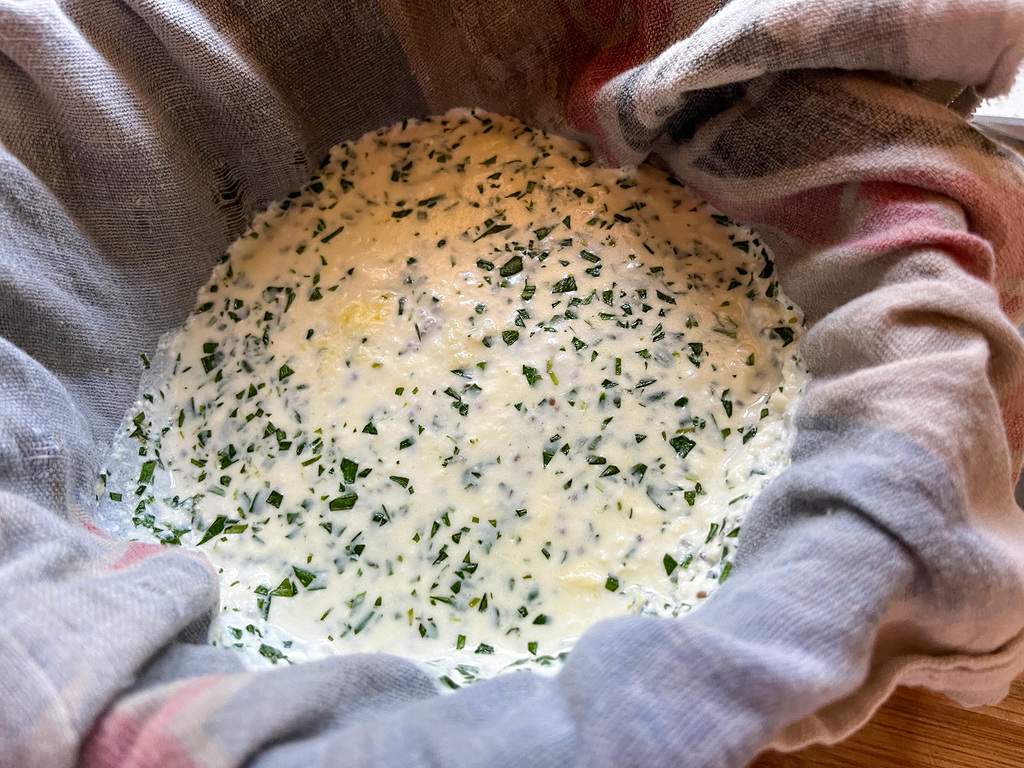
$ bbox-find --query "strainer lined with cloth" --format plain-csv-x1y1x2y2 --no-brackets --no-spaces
2,1,1024,766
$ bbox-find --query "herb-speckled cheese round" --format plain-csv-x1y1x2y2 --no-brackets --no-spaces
98,110,806,684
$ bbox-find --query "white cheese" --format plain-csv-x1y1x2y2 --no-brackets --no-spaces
98,109,806,684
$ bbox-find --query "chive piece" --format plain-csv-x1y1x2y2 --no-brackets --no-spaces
719,562,733,583
499,255,523,277
266,490,283,508
705,522,720,543
604,576,619,592
321,226,344,243
663,554,678,576
271,578,296,597
293,567,316,588
198,515,227,545
352,612,374,634
341,458,359,484
502,330,520,345
138,460,157,486
258,644,285,662
771,326,795,346
328,493,358,511
279,364,295,381
551,275,577,294
473,223,512,242
669,435,696,458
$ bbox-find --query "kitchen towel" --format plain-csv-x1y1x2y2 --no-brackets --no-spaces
2,1,1024,766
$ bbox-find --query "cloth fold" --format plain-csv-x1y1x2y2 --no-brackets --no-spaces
2,1,1024,766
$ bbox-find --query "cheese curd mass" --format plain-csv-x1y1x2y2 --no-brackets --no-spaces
99,110,806,683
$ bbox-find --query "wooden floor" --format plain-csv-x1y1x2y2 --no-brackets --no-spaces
753,677,1024,768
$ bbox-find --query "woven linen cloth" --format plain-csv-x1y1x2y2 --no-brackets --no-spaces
2,1,1024,766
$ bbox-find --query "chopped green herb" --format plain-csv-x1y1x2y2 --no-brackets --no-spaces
328,493,358,511
771,326,795,346
669,435,696,458
293,567,316,587
499,255,523,277
551,275,577,294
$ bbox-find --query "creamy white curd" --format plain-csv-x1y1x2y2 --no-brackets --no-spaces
98,110,806,685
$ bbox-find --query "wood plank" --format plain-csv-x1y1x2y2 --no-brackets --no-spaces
753,676,1024,768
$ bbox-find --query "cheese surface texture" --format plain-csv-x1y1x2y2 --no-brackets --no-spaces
99,110,805,682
